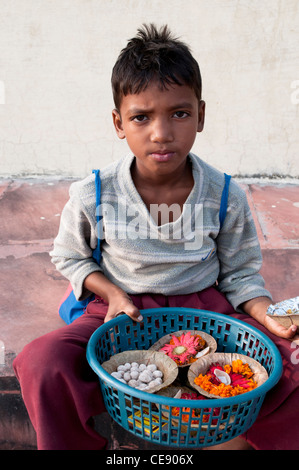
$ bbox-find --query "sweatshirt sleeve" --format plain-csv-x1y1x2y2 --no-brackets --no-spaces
50,178,102,301
216,183,272,311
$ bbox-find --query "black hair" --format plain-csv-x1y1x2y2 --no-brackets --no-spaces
111,24,202,110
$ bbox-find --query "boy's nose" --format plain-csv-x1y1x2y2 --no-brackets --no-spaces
150,118,174,143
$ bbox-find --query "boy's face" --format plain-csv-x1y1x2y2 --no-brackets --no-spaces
112,82,205,179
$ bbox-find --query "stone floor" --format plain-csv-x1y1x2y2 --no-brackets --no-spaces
0,177,298,450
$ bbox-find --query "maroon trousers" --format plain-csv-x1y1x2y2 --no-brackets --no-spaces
13,288,299,450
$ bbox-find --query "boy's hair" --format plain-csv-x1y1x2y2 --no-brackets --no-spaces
111,23,202,110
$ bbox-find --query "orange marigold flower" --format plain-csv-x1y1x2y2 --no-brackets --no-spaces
194,361,257,397
231,360,254,378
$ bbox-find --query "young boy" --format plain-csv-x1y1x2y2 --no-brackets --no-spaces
13,24,299,450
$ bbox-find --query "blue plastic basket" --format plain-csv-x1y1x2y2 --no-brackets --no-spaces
87,308,283,448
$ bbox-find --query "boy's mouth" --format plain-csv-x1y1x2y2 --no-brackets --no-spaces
150,151,175,162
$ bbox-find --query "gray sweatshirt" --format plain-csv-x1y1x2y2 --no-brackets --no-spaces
50,153,271,310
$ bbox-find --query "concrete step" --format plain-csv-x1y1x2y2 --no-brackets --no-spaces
1,178,298,450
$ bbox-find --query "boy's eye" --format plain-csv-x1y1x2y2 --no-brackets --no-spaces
132,114,148,122
173,111,190,118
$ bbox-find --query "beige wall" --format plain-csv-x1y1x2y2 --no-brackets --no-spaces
0,0,298,178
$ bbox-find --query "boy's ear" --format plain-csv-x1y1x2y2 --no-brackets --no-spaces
112,109,126,139
197,100,205,133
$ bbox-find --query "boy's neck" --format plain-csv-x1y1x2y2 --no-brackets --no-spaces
130,156,194,220
130,156,193,190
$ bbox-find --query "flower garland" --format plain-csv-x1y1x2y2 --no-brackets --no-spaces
194,359,257,397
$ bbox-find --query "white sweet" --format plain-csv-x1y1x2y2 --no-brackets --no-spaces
130,369,139,380
112,362,164,389
152,370,163,378
147,378,163,389
128,379,140,388
123,371,131,382
136,382,148,390
111,371,123,379
147,380,156,389
139,370,153,383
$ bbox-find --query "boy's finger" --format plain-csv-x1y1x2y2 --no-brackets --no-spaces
126,305,143,322
265,316,298,339
104,306,143,323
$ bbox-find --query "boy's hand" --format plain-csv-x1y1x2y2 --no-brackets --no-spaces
83,271,143,323
241,297,299,341
264,314,299,342
104,292,143,324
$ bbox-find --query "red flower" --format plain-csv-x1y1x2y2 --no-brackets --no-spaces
230,373,254,388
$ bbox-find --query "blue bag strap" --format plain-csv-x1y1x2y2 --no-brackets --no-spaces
219,173,231,229
92,169,102,264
